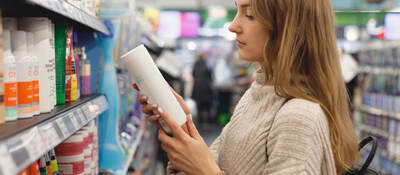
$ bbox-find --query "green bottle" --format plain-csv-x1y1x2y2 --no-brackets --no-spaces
55,23,67,105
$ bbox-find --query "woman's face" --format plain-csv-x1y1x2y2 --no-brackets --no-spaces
229,0,268,63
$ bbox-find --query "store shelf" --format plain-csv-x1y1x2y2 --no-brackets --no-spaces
26,0,109,35
359,66,400,75
0,0,109,35
0,94,109,175
356,105,400,120
358,124,400,142
122,131,144,175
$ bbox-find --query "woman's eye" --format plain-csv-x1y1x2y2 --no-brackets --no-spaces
245,14,254,20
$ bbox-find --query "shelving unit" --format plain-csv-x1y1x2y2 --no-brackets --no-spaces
356,105,400,120
359,66,400,76
0,95,109,175
0,0,109,35
354,41,400,174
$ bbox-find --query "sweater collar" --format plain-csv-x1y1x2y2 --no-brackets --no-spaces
250,71,276,100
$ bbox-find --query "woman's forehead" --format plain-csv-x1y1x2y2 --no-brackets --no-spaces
235,0,251,7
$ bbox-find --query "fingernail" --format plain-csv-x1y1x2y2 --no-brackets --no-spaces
141,95,147,101
152,109,158,114
188,114,192,120
157,107,163,114
155,114,160,118
152,104,157,108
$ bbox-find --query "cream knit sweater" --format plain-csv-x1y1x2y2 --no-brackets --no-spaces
168,72,337,175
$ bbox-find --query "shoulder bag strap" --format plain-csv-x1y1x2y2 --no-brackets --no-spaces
265,97,293,161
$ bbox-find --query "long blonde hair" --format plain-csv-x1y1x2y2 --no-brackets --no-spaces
251,0,359,174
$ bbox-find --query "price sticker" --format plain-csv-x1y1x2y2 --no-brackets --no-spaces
6,137,30,167
63,115,76,134
68,113,80,129
73,110,83,125
76,109,87,123
39,123,59,147
56,118,69,138
0,143,15,175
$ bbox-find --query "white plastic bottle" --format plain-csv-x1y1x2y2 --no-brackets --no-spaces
27,32,40,115
19,18,54,113
2,30,18,121
51,23,56,108
11,31,33,118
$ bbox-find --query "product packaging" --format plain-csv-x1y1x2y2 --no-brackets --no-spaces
11,30,33,118
80,47,91,95
26,33,40,115
55,23,67,105
121,44,187,132
19,18,55,113
65,26,73,103
55,133,85,175
3,30,18,121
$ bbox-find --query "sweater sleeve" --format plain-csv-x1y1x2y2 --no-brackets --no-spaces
264,102,326,175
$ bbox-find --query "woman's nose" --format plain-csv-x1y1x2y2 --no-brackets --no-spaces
229,15,242,34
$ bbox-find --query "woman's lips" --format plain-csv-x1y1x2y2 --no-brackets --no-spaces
236,39,246,47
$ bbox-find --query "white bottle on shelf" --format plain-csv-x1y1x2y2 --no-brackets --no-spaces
51,23,56,108
26,32,40,115
11,31,33,118
2,30,18,121
19,18,53,113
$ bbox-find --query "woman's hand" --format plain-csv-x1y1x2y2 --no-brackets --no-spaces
157,107,221,175
133,83,190,133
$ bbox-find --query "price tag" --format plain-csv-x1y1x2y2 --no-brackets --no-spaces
56,118,69,138
69,113,80,129
81,103,91,119
0,144,15,175
73,110,83,125
39,123,59,147
22,128,43,160
53,122,64,139
6,137,30,167
76,109,87,123
63,115,76,134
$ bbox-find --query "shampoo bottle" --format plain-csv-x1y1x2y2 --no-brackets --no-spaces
11,31,33,118
3,30,18,121
27,33,40,115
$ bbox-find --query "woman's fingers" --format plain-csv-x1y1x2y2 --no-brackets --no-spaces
157,107,188,140
138,94,149,105
141,103,158,115
158,129,177,149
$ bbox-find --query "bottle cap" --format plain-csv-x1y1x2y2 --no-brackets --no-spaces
11,30,28,52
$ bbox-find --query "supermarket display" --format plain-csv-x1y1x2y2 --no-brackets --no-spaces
354,40,400,174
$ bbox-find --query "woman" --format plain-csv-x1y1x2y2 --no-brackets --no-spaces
135,0,359,174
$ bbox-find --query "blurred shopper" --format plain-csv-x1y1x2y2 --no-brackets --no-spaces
136,0,360,174
338,48,359,102
214,57,233,124
191,53,213,125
